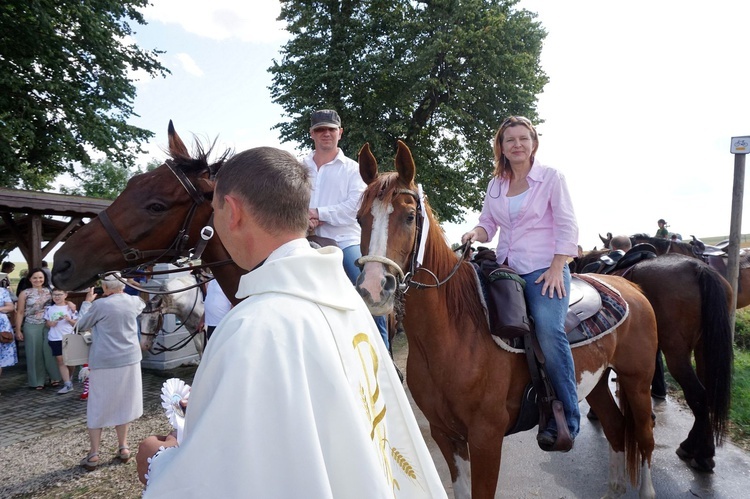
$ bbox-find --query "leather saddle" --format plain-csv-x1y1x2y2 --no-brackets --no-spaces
564,276,602,334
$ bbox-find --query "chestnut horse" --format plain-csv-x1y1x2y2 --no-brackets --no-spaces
573,248,734,471
355,141,659,498
52,122,244,303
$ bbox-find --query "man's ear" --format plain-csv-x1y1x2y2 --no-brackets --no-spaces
223,194,244,230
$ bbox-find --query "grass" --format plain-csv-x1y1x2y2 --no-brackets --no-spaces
730,347,750,449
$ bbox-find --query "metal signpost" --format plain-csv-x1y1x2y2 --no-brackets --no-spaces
728,135,750,338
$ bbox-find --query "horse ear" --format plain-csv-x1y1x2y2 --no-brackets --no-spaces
168,120,190,159
358,142,379,185
394,140,415,185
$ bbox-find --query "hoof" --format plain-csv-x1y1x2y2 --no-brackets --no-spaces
677,446,715,472
675,445,692,461
689,456,716,473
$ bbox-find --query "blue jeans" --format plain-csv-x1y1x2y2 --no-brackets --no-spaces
521,264,580,439
342,244,390,350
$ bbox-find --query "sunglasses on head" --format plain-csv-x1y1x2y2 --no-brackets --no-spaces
500,116,534,128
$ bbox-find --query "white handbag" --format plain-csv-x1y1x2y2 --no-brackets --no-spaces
62,324,92,366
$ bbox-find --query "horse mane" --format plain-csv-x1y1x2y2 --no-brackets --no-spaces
359,173,487,334
169,136,231,178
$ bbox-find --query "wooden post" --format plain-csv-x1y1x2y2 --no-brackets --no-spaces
728,136,750,339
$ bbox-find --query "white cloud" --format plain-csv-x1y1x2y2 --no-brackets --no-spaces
175,53,204,77
142,0,287,43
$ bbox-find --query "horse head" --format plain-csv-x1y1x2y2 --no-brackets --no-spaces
52,121,229,292
355,141,420,316
140,294,165,351
599,232,613,249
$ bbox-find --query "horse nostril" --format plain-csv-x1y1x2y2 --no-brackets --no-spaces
382,274,397,294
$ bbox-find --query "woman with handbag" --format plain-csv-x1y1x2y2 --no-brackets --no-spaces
15,268,61,390
76,273,145,470
1,285,18,395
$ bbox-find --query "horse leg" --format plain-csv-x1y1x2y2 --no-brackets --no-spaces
466,424,504,499
430,425,470,499
586,376,627,498
616,373,656,499
663,348,715,471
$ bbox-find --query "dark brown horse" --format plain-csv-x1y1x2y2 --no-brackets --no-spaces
574,248,734,471
355,141,659,498
599,232,703,257
52,122,244,303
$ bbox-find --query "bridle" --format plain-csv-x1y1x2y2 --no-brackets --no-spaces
98,159,231,278
98,159,213,265
139,273,206,355
357,187,470,293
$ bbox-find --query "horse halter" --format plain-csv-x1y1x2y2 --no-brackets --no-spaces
98,159,210,265
357,187,468,292
357,188,423,291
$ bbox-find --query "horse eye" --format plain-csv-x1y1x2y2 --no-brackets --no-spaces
406,213,415,224
147,203,167,213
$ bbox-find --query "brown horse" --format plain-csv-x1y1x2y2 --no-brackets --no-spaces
599,232,703,257
573,248,734,471
355,141,659,498
52,122,245,304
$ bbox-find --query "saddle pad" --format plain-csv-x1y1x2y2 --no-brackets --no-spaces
567,274,629,346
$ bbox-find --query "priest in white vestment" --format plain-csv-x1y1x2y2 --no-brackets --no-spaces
138,147,446,498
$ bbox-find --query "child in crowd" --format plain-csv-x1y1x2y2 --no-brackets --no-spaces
44,289,78,394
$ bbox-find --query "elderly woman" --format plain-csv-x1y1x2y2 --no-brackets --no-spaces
77,273,145,470
462,116,580,452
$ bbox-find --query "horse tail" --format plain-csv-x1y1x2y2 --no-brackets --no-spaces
619,389,640,486
698,265,733,445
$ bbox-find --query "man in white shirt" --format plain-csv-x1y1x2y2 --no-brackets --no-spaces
137,147,446,498
303,109,389,348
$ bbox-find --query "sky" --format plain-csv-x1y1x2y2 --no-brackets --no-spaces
12,0,750,262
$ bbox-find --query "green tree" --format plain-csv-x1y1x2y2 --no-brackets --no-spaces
0,0,169,190
59,158,143,200
270,0,547,222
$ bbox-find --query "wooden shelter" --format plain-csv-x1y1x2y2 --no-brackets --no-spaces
0,187,111,268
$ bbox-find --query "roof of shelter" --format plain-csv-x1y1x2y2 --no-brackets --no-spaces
0,188,111,257
0,187,110,217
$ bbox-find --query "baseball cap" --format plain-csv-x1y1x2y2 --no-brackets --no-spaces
310,109,342,130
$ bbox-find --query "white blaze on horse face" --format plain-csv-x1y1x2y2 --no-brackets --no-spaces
358,199,395,310
368,199,393,260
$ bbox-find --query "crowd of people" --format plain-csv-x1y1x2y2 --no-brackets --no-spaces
0,110,684,494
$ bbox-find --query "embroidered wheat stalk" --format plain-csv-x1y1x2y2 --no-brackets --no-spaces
391,447,417,479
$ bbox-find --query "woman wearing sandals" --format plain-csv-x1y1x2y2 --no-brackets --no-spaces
76,273,145,470
15,268,62,389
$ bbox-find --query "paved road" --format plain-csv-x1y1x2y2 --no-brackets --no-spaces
391,332,750,498
3,336,749,498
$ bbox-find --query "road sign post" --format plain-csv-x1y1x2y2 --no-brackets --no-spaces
728,136,750,338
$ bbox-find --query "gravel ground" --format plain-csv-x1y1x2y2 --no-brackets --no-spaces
0,334,410,498
0,402,172,498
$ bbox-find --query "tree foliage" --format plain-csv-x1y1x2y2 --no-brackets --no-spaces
0,0,169,190
59,158,143,200
270,0,548,223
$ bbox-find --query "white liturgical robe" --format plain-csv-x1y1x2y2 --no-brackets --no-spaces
144,239,447,498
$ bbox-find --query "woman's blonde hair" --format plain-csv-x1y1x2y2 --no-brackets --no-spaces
492,116,539,178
